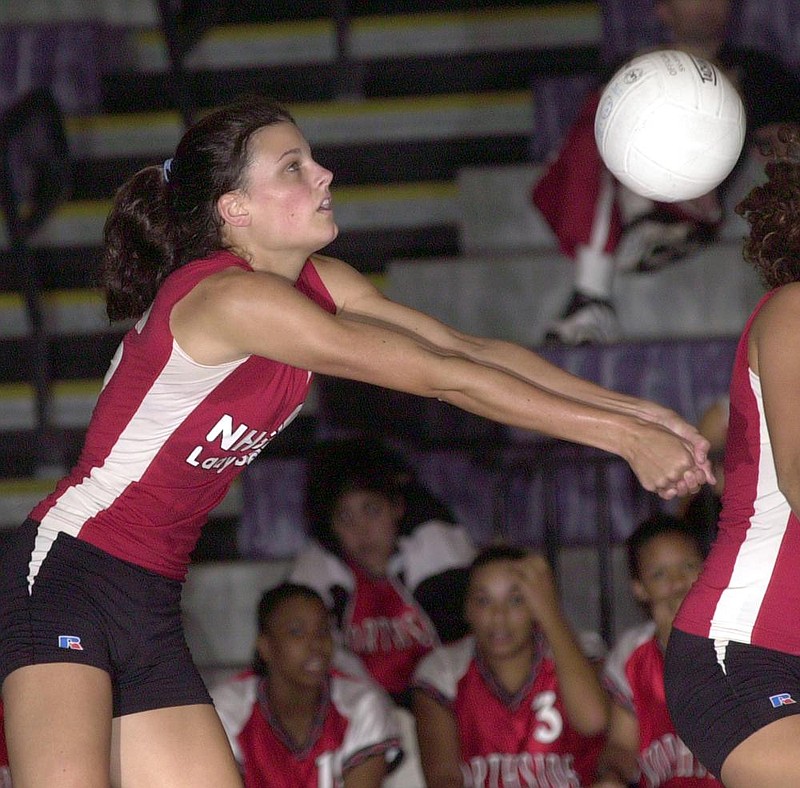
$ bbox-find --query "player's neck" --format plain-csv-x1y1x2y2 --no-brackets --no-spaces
268,677,324,719
483,643,538,696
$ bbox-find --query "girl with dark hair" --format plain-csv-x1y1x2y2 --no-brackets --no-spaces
665,125,800,787
210,582,400,788
597,514,718,787
291,436,475,707
0,93,710,786
412,546,608,787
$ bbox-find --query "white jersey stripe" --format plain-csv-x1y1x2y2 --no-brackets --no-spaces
709,369,789,642
28,341,247,590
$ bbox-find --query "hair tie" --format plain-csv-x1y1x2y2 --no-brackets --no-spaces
162,158,174,183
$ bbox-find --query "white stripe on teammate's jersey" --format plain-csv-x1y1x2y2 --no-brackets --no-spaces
709,369,789,642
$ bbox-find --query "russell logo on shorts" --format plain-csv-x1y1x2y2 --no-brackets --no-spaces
769,692,796,708
58,635,84,650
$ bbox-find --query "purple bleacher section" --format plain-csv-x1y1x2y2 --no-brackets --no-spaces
600,0,800,69
532,0,800,161
238,337,738,559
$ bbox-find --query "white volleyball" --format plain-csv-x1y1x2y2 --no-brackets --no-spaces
595,49,746,202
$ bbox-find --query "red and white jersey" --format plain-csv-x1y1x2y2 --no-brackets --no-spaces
413,636,604,787
675,290,800,653
291,521,474,694
0,701,10,787
211,668,401,788
604,622,722,788
29,251,334,582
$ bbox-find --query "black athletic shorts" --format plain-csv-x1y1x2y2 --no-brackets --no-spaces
0,519,211,717
665,626,800,780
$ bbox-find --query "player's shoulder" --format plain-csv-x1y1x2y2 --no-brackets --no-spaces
414,636,475,697
607,621,658,665
209,671,259,720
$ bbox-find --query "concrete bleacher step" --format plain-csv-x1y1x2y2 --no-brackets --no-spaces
6,88,541,263
117,5,601,76
385,241,764,346
0,289,111,337
456,159,761,256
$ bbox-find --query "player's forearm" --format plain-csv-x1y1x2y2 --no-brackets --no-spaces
540,616,609,735
461,336,660,420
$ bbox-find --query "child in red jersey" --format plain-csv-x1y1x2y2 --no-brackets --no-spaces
211,582,400,788
290,437,476,707
595,515,721,788
412,545,608,787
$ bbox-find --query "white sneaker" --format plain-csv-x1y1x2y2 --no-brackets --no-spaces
545,293,621,345
615,214,717,273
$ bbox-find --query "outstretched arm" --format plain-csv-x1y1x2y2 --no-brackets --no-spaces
314,254,712,483
171,262,712,498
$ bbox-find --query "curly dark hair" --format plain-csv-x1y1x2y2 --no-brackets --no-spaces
736,124,800,290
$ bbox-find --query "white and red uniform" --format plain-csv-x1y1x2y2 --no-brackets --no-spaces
675,290,800,653
211,668,401,788
290,521,475,695
604,622,723,787
28,251,334,582
413,636,604,787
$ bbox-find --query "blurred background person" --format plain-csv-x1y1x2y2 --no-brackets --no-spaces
533,0,800,344
412,545,608,787
593,514,718,787
290,436,476,708
210,582,401,788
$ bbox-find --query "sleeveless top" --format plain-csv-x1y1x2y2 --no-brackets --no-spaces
675,289,800,653
30,251,335,581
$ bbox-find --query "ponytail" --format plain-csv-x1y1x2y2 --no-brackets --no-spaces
101,165,176,321
100,95,296,322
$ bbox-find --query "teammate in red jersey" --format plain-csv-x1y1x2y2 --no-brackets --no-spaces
0,95,711,786
666,124,800,786
290,436,475,707
596,514,721,788
413,545,608,787
211,582,400,788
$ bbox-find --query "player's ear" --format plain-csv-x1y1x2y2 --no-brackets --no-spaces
632,579,650,604
218,189,250,227
256,632,272,664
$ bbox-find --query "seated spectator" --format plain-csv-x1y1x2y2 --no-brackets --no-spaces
210,582,401,788
290,437,476,707
594,514,719,787
412,545,608,787
533,0,800,344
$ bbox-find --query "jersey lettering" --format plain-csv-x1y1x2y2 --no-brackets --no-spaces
640,733,709,787
461,752,579,787
345,610,436,654
185,405,304,473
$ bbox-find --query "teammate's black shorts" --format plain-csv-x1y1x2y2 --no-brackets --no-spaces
0,519,211,717
665,626,800,779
